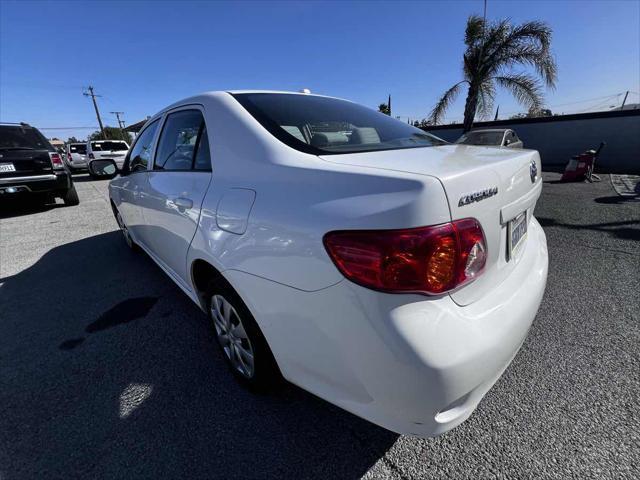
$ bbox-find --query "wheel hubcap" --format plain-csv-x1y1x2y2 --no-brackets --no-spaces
210,294,255,378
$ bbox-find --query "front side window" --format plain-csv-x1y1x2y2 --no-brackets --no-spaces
128,119,160,172
91,141,129,151
232,93,446,155
154,110,204,171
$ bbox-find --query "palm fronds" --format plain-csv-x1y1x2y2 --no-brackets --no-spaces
430,15,557,131
429,81,467,125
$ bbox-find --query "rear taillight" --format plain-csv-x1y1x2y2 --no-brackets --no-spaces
49,152,64,169
88,153,95,159
323,219,487,295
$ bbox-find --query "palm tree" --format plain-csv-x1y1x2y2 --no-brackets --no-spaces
429,15,557,132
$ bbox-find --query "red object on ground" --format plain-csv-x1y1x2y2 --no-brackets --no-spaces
561,142,606,182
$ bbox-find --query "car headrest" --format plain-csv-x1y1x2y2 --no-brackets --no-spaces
349,127,381,145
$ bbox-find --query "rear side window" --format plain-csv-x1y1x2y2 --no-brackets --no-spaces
128,120,160,172
69,144,86,154
0,126,53,151
154,110,210,171
193,126,211,171
91,141,128,151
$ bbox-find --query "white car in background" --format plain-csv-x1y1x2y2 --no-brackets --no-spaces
89,90,548,438
86,139,129,173
65,142,88,172
456,128,524,148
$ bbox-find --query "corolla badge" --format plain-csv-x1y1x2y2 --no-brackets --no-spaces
530,159,538,183
458,186,498,207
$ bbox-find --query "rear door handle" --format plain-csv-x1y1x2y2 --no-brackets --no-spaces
173,197,193,209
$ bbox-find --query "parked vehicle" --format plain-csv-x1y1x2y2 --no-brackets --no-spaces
0,123,79,205
90,91,548,438
86,139,129,173
65,142,89,172
456,128,523,148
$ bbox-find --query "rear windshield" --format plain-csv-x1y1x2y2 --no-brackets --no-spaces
456,131,504,146
232,93,446,155
91,141,128,151
69,143,87,154
0,126,53,151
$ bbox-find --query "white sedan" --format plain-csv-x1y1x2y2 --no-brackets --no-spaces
89,90,548,438
456,128,524,148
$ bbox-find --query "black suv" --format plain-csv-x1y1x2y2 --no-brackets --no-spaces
0,123,79,205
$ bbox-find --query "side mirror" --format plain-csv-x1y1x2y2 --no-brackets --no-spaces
88,159,119,179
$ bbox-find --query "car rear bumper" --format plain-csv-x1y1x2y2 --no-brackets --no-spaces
0,171,71,196
224,217,548,437
66,159,88,169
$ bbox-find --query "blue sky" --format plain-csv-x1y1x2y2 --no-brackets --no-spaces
1,0,639,140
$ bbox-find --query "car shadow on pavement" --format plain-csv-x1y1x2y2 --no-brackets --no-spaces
0,198,63,219
0,231,396,479
594,195,640,204
72,175,105,183
537,217,640,241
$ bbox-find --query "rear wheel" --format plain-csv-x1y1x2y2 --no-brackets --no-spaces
206,279,281,391
61,184,80,206
115,209,138,251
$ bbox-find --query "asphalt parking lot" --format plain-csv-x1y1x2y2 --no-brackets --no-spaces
0,172,638,479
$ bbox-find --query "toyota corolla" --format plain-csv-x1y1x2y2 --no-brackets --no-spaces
89,90,548,437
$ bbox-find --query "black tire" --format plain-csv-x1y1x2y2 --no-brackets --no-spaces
205,278,282,391
114,208,140,251
61,184,80,206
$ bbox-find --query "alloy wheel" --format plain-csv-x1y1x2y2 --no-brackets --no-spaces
210,294,255,378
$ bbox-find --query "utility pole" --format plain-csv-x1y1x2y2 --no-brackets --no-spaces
621,91,629,110
83,86,106,139
110,111,125,139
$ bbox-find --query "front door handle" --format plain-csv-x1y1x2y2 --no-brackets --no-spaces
173,197,193,210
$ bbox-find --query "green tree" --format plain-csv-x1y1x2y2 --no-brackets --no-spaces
378,103,390,115
66,136,81,144
89,126,132,144
429,15,557,132
509,107,553,119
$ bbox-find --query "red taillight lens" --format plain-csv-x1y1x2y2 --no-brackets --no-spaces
49,152,63,168
323,219,486,295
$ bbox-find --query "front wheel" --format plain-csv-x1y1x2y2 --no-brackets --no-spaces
206,280,282,391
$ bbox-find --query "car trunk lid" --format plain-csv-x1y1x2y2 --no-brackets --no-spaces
320,144,542,305
0,149,54,179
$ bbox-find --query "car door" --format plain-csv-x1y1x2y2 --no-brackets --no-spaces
142,107,212,285
116,119,160,244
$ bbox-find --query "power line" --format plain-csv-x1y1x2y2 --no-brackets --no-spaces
37,126,99,130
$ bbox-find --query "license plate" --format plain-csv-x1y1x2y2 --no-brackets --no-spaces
508,211,528,260
0,163,16,173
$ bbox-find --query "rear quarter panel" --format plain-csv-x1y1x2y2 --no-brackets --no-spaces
186,93,452,292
